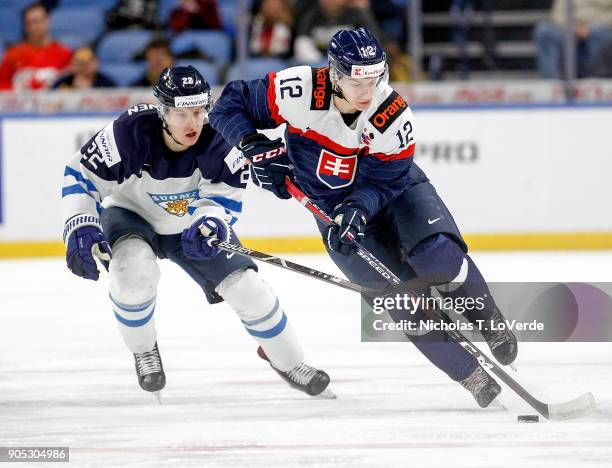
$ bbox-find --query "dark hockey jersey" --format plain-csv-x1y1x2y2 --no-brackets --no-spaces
209,65,420,219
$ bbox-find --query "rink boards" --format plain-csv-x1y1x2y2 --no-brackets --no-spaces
0,104,611,256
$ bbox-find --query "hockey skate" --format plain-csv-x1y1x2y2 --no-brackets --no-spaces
134,342,166,399
257,347,333,398
479,307,518,366
460,365,501,408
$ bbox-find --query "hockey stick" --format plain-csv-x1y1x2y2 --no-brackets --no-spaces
284,178,595,420
211,240,378,297
285,180,401,286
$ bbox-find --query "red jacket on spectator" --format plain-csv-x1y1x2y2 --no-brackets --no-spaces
169,0,222,32
0,42,72,90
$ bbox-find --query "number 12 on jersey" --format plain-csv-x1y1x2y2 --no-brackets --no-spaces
395,121,413,149
279,77,303,99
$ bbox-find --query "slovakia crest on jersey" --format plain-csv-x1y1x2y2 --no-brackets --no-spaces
148,190,198,217
316,150,357,189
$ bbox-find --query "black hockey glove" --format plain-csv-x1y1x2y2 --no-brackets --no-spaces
325,203,367,255
240,133,293,199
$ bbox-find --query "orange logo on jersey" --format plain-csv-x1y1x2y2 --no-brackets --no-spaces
368,91,407,133
310,68,331,110
165,199,190,216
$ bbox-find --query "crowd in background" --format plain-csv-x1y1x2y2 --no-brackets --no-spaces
0,0,611,91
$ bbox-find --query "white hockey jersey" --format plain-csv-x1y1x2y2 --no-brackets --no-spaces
61,105,247,244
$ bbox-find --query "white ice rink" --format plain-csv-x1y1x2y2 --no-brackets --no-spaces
1,251,611,467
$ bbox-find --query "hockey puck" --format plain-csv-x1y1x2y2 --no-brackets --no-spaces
517,415,539,423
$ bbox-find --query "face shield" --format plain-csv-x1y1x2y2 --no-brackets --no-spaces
162,105,208,129
158,92,213,129
330,61,389,99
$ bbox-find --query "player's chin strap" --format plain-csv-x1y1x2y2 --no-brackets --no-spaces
329,66,348,101
330,82,346,101
161,121,185,148
157,106,187,148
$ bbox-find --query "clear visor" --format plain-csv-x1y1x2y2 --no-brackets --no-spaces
331,60,387,81
331,63,388,96
162,105,208,128
337,75,380,92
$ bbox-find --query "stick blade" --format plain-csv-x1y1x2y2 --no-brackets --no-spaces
546,392,596,420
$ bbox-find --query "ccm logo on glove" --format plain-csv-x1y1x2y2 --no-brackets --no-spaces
251,146,287,164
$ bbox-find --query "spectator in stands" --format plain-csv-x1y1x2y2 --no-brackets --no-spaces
450,0,496,78
534,0,612,79
249,0,293,58
592,37,612,77
0,3,71,90
294,0,381,64
107,0,159,31
351,0,406,44
52,46,116,89
169,0,222,33
383,37,414,83
131,38,175,87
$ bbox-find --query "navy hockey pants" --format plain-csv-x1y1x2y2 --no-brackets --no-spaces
317,180,480,382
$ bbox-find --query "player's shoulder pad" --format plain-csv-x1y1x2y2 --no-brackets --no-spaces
367,86,410,135
366,86,415,157
98,103,158,165
269,65,327,128
77,106,156,174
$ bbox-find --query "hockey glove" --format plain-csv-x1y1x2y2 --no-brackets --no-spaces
325,204,367,255
250,159,293,200
66,226,112,281
240,133,293,199
181,216,230,260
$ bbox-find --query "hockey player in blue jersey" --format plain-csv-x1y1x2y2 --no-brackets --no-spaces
209,29,518,408
61,66,330,398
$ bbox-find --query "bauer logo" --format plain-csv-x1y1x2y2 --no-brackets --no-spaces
368,91,407,133
316,150,357,189
148,190,198,217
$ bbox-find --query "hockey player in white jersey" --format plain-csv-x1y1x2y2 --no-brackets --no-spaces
61,66,330,397
209,29,518,408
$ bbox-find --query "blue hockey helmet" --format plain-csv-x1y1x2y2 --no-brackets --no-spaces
328,28,387,84
153,65,213,111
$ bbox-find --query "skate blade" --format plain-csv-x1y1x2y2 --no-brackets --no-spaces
490,396,508,411
314,388,337,399
153,391,162,404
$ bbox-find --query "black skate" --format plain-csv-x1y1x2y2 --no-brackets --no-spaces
480,307,518,366
460,366,501,408
134,342,166,393
257,346,331,397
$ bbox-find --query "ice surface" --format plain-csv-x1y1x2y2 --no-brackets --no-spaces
1,251,611,467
